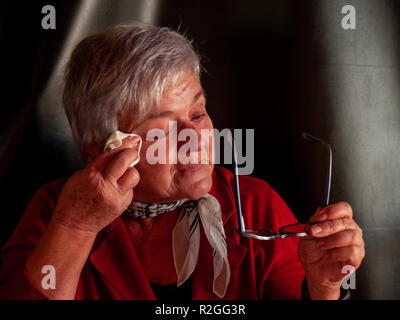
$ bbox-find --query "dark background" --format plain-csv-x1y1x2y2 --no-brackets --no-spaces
1,0,399,299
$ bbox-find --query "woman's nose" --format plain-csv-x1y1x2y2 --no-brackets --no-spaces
176,122,202,151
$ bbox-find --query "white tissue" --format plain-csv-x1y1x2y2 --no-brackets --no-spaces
103,130,142,167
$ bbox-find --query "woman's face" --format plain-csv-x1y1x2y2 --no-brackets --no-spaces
122,71,214,203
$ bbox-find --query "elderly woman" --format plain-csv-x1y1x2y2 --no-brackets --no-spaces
0,23,364,300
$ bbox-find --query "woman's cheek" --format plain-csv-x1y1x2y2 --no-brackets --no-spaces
166,138,178,165
203,118,214,165
138,142,174,178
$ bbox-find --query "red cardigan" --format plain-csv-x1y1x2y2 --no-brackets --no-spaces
0,166,305,300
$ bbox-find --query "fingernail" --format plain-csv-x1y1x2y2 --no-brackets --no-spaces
124,136,139,146
318,214,328,221
311,225,322,235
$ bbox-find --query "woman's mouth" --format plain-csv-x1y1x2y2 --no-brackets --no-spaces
178,164,204,175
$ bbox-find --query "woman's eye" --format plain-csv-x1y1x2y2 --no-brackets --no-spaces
192,113,205,121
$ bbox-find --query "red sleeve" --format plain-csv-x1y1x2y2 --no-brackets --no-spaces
0,179,66,300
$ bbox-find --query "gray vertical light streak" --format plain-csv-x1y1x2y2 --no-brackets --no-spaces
37,0,161,169
313,0,400,299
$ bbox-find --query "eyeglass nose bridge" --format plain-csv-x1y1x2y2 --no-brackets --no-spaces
239,229,280,241
278,223,309,238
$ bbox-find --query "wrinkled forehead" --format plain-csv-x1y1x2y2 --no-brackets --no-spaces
119,71,204,132
160,76,204,110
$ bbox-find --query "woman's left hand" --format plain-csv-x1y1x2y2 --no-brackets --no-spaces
298,202,365,299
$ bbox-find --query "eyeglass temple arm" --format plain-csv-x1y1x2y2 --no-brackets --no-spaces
229,131,332,234
302,132,332,207
227,132,246,232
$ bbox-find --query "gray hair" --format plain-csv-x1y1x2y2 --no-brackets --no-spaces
62,23,201,162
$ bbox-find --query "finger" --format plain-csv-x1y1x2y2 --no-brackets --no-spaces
89,149,115,172
304,207,325,234
308,207,325,223
110,135,141,152
89,135,141,172
118,166,140,193
328,246,364,269
310,202,353,224
104,148,139,182
298,238,324,264
317,229,364,250
309,217,356,237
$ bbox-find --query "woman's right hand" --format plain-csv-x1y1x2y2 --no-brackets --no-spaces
52,136,141,235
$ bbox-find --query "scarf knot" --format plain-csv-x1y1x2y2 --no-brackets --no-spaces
124,195,231,298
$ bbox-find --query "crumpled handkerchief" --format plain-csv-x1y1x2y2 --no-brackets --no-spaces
103,130,143,167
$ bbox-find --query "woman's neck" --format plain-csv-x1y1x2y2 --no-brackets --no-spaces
123,209,181,285
123,208,180,241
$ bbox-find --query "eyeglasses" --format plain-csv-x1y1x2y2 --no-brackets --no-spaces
229,132,332,241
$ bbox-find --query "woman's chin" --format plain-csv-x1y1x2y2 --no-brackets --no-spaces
177,166,213,199
185,182,212,199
